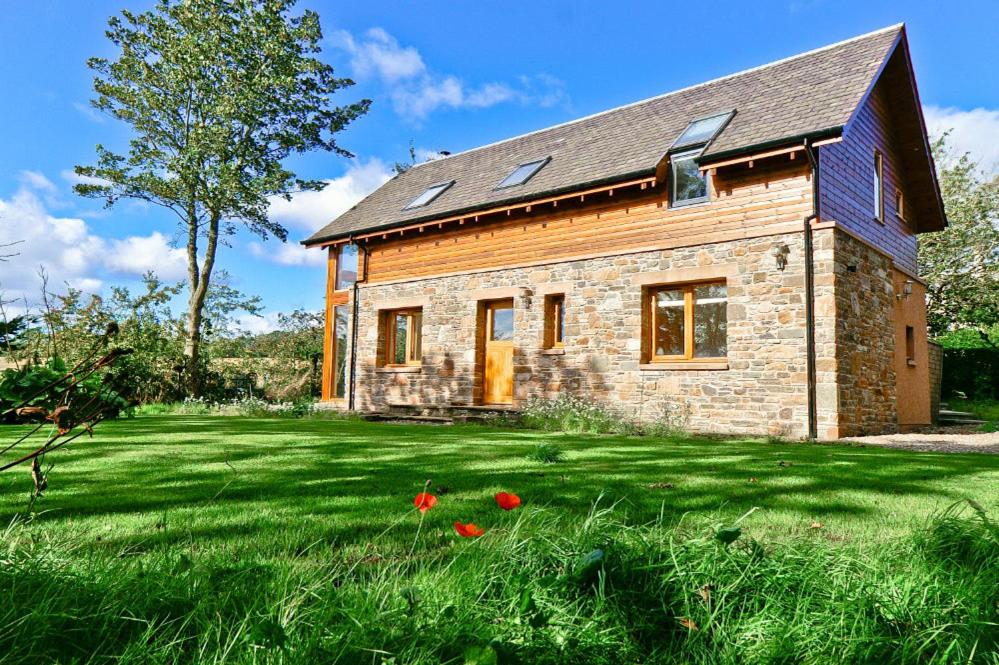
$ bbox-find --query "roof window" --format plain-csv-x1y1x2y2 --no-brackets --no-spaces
671,111,734,151
496,157,550,189
403,181,454,210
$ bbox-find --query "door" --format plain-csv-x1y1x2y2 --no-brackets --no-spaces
483,299,514,405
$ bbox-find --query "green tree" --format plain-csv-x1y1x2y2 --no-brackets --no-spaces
74,0,369,394
919,136,999,345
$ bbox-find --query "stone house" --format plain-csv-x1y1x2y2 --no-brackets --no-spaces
303,24,945,439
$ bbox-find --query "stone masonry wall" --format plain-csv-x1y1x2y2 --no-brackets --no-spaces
831,230,898,436
351,232,815,438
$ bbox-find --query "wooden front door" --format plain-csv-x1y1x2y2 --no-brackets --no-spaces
483,299,514,405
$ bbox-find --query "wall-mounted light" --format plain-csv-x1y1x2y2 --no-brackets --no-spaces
772,243,790,271
896,279,913,300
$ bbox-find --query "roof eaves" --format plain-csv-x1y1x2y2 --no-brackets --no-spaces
301,167,658,246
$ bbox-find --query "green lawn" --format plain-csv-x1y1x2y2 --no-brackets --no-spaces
1,416,997,663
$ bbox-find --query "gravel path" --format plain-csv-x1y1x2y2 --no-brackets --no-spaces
842,428,999,454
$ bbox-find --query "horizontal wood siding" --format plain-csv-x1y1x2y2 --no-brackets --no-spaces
818,76,918,273
364,160,812,284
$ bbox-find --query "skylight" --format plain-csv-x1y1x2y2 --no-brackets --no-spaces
403,181,454,210
671,111,734,151
496,157,550,189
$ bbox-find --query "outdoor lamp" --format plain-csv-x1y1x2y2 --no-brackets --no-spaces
772,243,790,271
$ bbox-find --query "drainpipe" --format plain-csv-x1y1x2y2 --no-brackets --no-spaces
803,139,819,440
348,240,369,411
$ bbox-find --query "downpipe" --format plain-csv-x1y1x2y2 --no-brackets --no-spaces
803,139,819,441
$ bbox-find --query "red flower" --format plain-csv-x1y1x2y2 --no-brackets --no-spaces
453,521,485,538
413,492,437,513
494,492,522,511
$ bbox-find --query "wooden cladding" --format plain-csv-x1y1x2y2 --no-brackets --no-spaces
362,160,812,285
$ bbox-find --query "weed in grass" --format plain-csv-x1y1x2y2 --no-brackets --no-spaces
526,442,565,464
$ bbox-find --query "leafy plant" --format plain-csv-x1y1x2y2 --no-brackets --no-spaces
526,442,565,464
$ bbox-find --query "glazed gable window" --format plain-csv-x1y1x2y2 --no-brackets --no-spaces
873,150,885,222
647,282,727,361
335,244,358,290
382,308,423,366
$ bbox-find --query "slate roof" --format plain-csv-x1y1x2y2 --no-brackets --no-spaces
305,25,903,245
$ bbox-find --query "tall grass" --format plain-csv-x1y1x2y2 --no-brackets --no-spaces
2,501,995,664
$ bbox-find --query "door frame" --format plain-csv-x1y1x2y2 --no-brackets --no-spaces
478,298,515,405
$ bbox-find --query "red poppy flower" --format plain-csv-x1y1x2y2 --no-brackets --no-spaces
413,492,437,513
453,521,485,538
494,492,522,511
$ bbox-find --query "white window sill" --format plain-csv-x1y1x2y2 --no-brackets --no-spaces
541,348,566,355
376,365,422,373
640,361,728,371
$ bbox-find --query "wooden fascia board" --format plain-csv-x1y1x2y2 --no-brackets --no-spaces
321,176,659,245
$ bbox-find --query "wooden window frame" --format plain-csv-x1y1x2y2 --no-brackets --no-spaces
873,149,885,223
646,281,727,363
383,308,423,367
543,294,565,349
905,325,916,367
895,187,905,222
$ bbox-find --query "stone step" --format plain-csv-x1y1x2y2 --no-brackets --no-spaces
360,413,454,425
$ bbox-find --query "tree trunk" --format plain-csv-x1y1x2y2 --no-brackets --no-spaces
183,212,221,396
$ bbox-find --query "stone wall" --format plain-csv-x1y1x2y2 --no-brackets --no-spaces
928,341,943,424
351,232,816,437
831,230,898,436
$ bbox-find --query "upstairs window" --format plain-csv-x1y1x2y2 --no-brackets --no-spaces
667,111,732,208
404,181,454,210
335,244,358,290
496,157,550,189
874,150,885,222
895,188,905,221
647,282,727,361
671,151,708,206
672,112,732,151
383,308,423,366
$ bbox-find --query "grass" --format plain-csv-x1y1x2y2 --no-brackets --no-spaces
1,415,997,663
955,398,999,431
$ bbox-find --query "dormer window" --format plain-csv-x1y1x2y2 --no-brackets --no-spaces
671,150,708,205
672,112,733,151
496,157,550,189
667,111,734,208
403,181,454,210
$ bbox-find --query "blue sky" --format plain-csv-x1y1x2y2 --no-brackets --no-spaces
2,0,997,331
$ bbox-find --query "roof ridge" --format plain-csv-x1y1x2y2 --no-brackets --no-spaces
406,23,904,170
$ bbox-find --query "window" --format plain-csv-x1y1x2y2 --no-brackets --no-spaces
672,112,733,151
496,157,550,189
333,305,349,398
671,150,708,206
647,282,727,361
384,309,423,366
896,188,905,221
335,244,358,290
905,325,915,366
874,150,884,222
403,181,454,210
544,294,565,349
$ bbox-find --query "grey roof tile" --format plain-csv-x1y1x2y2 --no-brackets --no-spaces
305,25,900,244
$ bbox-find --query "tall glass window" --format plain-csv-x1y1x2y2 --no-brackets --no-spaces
335,244,358,290
333,305,348,398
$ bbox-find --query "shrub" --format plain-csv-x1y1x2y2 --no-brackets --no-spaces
0,358,130,422
520,394,636,435
525,442,565,464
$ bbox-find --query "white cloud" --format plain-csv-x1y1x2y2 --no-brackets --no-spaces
267,158,393,233
248,240,324,267
73,101,105,123
235,311,281,335
924,105,999,176
333,28,569,120
0,175,192,305
104,232,188,280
